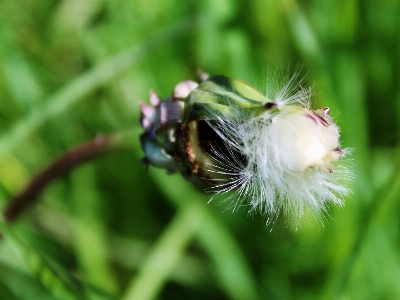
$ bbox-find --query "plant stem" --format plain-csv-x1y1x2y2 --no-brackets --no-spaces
3,128,140,223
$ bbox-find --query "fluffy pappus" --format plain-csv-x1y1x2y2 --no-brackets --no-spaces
204,74,352,229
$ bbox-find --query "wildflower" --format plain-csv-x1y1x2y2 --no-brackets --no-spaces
140,72,352,227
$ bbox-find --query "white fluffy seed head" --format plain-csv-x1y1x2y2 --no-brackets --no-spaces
139,71,353,229
205,75,352,229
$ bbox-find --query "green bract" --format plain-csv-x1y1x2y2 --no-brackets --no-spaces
140,75,275,188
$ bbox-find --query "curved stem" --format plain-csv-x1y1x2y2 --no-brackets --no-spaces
3,128,140,223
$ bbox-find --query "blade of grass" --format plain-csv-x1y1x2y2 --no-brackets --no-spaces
0,265,55,300
121,199,206,300
0,17,197,163
0,221,79,300
0,28,44,110
148,171,260,300
280,0,324,67
322,151,400,298
71,165,118,297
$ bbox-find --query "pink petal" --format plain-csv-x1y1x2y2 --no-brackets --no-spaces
173,80,198,99
149,90,161,106
140,102,155,119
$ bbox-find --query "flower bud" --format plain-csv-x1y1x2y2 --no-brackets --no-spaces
140,74,352,227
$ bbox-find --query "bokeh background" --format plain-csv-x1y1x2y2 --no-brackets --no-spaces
0,0,399,299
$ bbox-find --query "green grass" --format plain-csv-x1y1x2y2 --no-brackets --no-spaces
0,0,399,299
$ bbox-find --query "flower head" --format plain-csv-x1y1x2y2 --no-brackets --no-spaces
140,72,352,228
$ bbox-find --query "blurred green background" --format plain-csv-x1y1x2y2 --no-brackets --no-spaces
0,0,399,299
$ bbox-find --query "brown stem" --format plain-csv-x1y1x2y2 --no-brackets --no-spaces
3,135,115,223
